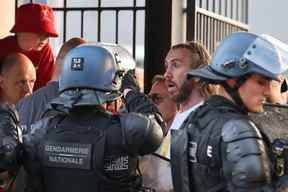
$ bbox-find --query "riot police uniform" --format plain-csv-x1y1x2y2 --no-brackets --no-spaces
172,95,272,192
0,44,164,192
171,32,288,192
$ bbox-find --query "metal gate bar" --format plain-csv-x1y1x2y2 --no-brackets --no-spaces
186,0,248,54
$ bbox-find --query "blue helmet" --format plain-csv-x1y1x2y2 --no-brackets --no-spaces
187,32,288,82
58,43,136,106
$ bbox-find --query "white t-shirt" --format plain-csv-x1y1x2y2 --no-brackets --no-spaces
164,101,204,159
170,101,204,130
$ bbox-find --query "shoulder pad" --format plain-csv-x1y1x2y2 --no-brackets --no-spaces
221,119,271,190
0,103,21,150
0,104,22,171
0,103,19,125
120,112,163,155
222,119,262,142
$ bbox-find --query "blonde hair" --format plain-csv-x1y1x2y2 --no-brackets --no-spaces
172,41,217,98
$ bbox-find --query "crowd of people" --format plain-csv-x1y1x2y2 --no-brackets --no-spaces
0,2,288,192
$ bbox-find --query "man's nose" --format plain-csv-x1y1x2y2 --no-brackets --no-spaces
164,65,172,80
264,82,273,98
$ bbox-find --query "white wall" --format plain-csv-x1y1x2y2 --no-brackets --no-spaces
171,0,184,45
249,0,288,43
0,0,15,38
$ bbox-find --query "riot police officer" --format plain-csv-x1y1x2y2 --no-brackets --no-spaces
171,32,288,192
0,43,164,192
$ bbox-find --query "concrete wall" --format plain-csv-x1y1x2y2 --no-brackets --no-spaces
0,0,15,38
249,0,288,43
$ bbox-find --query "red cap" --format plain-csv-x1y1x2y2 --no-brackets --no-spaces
10,3,58,37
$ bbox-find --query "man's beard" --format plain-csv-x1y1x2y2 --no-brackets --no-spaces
174,81,194,103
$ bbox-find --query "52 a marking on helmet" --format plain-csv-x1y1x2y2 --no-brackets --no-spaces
71,57,84,71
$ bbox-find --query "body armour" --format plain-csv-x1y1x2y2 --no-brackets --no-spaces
0,90,164,192
250,106,288,141
171,95,272,192
22,106,163,192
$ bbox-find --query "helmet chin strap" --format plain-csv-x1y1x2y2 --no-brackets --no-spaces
222,75,250,114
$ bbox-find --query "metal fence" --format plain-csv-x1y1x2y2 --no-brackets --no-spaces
17,0,146,67
186,0,249,54
16,0,248,91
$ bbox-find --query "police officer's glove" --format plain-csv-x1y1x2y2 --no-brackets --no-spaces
0,104,22,171
120,69,140,94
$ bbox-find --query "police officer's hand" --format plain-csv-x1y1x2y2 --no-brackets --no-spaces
120,69,140,93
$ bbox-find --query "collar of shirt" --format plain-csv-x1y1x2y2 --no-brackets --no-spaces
170,100,204,130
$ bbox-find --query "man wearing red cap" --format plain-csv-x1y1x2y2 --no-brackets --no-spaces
0,3,58,90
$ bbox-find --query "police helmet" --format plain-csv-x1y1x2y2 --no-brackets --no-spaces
187,32,288,82
58,43,136,105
